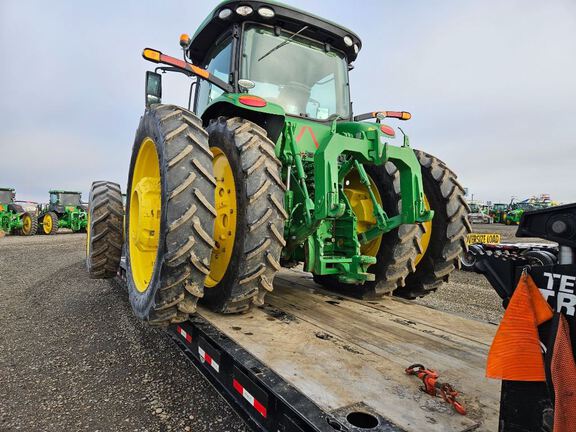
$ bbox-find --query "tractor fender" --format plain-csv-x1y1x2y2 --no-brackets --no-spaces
201,94,286,143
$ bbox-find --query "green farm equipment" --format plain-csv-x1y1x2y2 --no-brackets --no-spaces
86,1,470,326
489,203,508,224
0,187,38,236
38,190,88,235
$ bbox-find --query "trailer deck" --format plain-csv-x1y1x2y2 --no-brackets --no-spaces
166,269,499,432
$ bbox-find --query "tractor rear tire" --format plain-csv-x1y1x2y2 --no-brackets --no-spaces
17,212,38,236
126,104,216,326
41,212,59,235
313,163,421,299
398,150,471,298
86,181,123,279
202,117,286,313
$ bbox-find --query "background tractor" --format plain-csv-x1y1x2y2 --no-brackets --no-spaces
38,190,88,235
0,187,38,236
489,203,509,223
86,0,470,326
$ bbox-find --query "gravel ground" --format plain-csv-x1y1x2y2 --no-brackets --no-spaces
0,225,526,430
415,222,550,323
0,233,249,432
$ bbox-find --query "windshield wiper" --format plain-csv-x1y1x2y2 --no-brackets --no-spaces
257,26,309,62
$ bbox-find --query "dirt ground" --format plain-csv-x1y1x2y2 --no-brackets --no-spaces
0,226,514,431
0,234,249,432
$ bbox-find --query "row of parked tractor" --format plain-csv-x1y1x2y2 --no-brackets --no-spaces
467,195,559,225
0,187,88,236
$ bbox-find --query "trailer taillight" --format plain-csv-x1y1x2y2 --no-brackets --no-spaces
239,95,267,108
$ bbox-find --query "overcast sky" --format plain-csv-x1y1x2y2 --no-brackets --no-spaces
1,0,575,204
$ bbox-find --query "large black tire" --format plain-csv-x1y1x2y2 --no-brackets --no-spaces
398,150,471,298
126,104,216,326
202,117,286,313
86,181,123,279
313,163,421,299
41,211,59,235
16,212,38,236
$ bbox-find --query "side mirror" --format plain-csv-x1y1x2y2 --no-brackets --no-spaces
145,71,162,107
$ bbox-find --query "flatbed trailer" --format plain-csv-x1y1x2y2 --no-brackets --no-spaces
119,262,498,432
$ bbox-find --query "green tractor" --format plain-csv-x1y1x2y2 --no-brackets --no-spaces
38,190,88,235
490,203,509,224
86,1,470,326
0,187,38,236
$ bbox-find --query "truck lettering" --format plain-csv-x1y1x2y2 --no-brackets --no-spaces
557,292,576,316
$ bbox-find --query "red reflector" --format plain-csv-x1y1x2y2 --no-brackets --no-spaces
380,124,395,137
239,95,266,108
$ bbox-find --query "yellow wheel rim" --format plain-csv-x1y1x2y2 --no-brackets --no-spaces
205,147,237,288
129,137,161,293
86,210,90,257
22,215,32,235
43,214,53,234
344,170,383,258
414,195,432,266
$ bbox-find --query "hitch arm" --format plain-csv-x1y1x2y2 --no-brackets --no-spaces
142,48,234,93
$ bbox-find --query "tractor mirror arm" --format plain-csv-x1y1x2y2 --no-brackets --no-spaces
142,48,234,93
354,111,412,122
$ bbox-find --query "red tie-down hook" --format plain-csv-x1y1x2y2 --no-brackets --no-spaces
405,364,467,415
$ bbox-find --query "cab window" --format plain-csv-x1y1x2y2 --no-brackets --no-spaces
195,37,233,115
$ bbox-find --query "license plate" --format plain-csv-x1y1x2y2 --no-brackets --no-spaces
466,233,501,245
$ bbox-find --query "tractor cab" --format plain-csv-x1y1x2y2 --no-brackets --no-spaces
189,1,357,121
0,188,23,213
49,190,82,212
0,188,15,206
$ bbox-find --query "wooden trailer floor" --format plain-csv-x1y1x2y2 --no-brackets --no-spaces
200,270,500,432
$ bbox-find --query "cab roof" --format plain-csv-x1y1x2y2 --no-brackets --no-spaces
188,0,362,64
49,190,82,195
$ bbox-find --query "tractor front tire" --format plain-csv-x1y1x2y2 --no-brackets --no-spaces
313,163,421,299
202,117,286,313
17,212,38,236
126,104,216,326
41,212,59,235
398,150,471,298
86,181,123,279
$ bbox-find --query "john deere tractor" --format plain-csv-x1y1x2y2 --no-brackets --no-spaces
86,1,470,326
489,203,508,224
0,187,38,236
38,190,88,235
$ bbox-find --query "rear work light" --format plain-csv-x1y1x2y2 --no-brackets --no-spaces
258,7,275,18
236,5,253,16
239,95,266,107
218,8,232,19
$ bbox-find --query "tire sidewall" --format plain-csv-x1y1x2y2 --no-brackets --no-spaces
125,108,169,320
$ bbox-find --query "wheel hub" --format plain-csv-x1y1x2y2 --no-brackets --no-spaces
205,147,237,288
22,215,31,233
43,214,52,233
131,177,161,252
344,170,382,257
